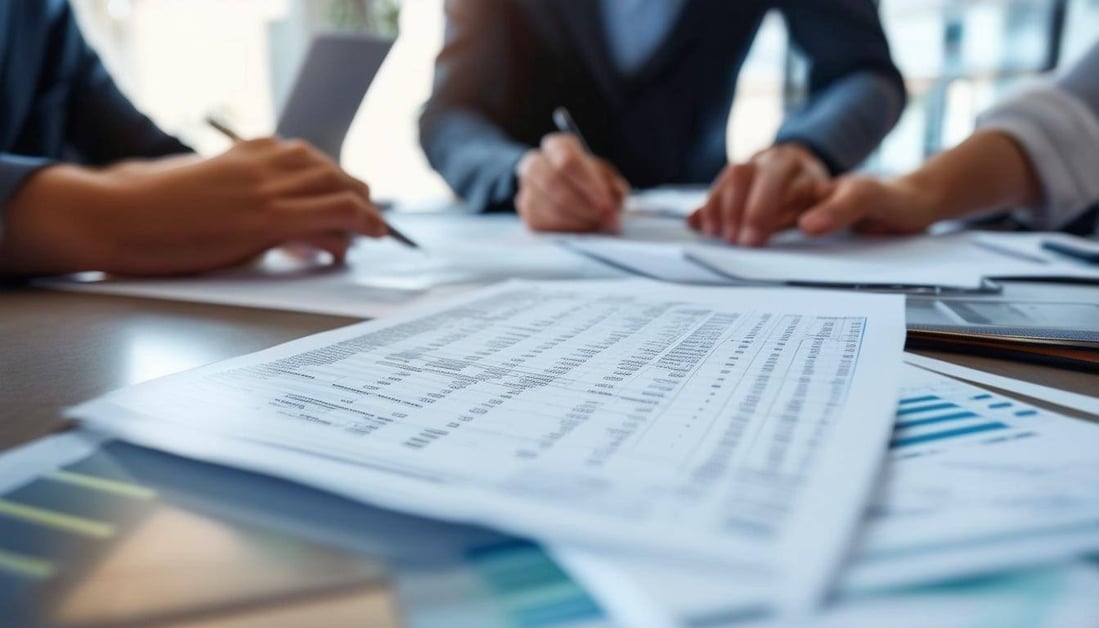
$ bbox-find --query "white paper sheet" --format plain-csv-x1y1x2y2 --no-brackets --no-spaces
903,353,1099,418
562,558,1099,628
753,561,1099,628
971,233,1099,279
554,365,1099,624
38,213,711,318
855,368,1099,564
0,432,106,494
348,237,619,291
68,280,906,613
624,186,709,219
686,232,1099,289
561,239,732,284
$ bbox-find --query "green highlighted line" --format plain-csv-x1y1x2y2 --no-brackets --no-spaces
0,548,56,579
47,470,157,500
0,499,115,538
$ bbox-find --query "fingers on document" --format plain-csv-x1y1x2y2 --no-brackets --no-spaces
692,159,834,246
692,163,754,243
740,155,825,247
799,179,866,236
294,231,354,264
273,191,388,241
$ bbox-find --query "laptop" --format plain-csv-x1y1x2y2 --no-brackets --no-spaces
276,33,394,161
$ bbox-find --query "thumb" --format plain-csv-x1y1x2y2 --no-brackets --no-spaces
599,162,630,208
798,183,866,236
294,232,353,265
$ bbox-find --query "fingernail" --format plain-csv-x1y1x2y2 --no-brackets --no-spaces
739,228,761,246
724,226,737,243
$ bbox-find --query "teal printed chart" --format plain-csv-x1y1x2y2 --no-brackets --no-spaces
889,380,1048,459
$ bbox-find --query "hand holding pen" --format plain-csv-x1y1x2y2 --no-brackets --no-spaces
206,116,419,250
513,107,630,233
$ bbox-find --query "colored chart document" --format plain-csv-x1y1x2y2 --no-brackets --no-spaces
556,365,1099,625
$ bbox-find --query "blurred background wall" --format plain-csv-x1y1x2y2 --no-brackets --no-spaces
71,0,1099,205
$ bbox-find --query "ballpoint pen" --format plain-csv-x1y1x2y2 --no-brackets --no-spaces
205,115,420,249
552,106,593,153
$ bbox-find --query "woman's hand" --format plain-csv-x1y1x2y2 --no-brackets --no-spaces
798,175,944,237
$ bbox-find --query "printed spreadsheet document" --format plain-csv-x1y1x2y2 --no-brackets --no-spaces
69,280,906,611
555,362,1099,624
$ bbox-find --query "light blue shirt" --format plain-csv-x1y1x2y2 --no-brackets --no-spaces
600,0,689,75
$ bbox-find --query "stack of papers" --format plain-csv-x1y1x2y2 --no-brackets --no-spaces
45,217,1099,623
684,232,1099,289
42,215,629,318
69,280,907,613
555,357,1099,624
566,230,1099,292
39,211,1099,318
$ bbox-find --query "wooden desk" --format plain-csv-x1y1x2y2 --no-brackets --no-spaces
3,279,1097,453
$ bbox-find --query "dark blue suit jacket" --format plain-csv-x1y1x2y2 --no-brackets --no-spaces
420,0,907,212
0,0,189,223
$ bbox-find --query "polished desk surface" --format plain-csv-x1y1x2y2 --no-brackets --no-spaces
1,288,360,451
3,278,1098,453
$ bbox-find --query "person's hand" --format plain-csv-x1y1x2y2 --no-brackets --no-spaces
688,143,830,246
797,175,943,237
515,134,629,233
0,138,387,276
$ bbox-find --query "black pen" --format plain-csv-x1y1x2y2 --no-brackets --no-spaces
205,115,244,143
1042,238,1099,264
552,107,593,153
205,116,419,249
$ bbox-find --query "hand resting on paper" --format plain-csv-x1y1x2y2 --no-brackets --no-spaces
0,138,387,276
687,143,831,246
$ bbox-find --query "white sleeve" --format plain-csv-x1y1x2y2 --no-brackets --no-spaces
976,42,1099,230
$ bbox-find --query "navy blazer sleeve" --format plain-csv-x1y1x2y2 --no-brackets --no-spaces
418,0,532,213
774,0,907,174
0,0,189,222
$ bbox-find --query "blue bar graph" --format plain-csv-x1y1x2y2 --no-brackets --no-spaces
897,402,959,416
897,411,980,430
890,422,1009,449
898,394,940,405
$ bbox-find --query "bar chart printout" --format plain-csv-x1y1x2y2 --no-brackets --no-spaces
70,280,906,611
